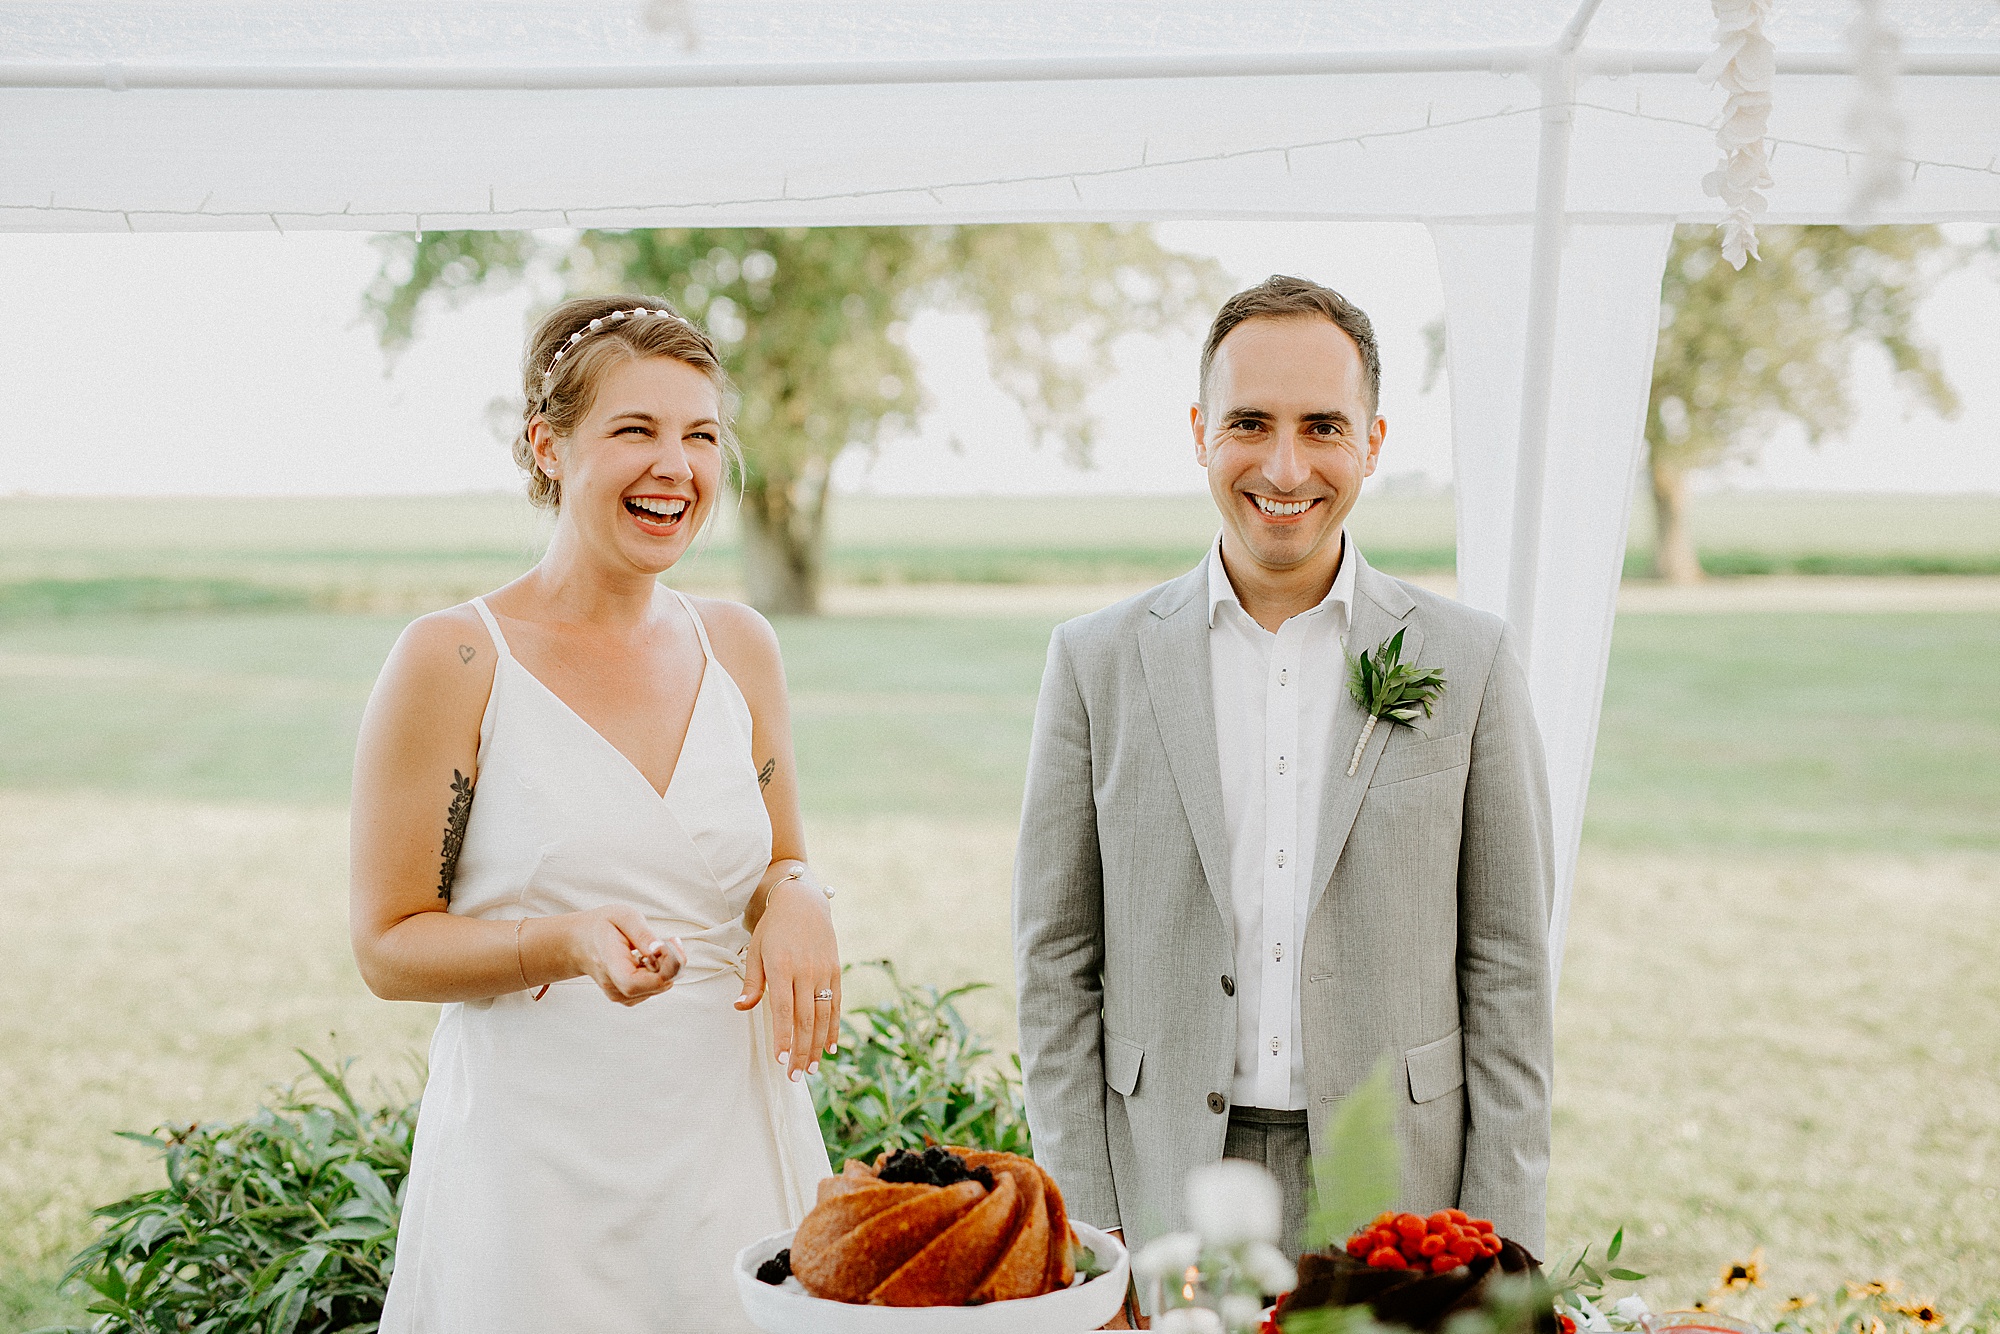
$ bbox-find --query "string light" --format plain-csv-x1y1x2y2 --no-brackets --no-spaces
5,95,1994,233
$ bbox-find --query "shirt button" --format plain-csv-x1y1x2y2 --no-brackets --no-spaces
1276,850,1286,868
1277,757,1288,775
1269,1037,1281,1056
1279,669,1289,685
1207,1092,1227,1114
1272,942,1284,962
1220,975,1235,996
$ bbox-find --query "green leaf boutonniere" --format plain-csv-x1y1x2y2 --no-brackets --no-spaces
1344,627,1447,776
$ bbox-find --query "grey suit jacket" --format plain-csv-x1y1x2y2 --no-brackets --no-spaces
1013,551,1555,1256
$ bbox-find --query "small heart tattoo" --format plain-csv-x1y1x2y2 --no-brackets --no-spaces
458,645,476,664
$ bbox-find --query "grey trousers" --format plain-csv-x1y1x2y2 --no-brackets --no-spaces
1222,1105,1312,1262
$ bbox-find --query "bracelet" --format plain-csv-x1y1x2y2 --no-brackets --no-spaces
774,866,835,901
516,918,550,999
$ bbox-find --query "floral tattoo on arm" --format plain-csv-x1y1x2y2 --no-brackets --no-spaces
436,769,475,902
757,758,776,789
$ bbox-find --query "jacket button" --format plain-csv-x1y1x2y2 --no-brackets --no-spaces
1221,975,1235,997
1207,1092,1227,1114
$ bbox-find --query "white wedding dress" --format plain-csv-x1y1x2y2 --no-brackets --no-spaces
380,591,830,1334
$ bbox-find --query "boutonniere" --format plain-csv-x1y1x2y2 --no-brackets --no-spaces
1344,628,1447,776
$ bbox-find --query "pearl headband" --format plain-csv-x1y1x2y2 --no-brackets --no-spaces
538,307,686,404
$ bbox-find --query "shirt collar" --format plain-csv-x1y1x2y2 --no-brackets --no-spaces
1206,529,1358,630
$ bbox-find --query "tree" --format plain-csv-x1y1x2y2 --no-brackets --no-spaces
1644,224,1961,583
367,226,1226,613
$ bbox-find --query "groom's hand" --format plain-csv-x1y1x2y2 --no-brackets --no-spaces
1100,1231,1149,1329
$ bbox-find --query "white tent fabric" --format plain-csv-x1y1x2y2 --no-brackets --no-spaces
6,0,1997,976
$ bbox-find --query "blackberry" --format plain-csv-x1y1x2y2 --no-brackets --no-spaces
878,1149,932,1184
756,1248,792,1285
877,1146,991,1188
923,1146,970,1185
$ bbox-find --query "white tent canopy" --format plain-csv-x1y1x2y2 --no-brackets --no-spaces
7,0,1998,970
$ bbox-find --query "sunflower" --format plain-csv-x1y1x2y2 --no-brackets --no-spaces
1895,1302,1946,1328
1782,1295,1818,1312
1848,1281,1899,1300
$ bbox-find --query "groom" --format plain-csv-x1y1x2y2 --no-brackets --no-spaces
1013,276,1555,1294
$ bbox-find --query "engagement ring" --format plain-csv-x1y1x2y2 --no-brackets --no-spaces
813,989,835,1003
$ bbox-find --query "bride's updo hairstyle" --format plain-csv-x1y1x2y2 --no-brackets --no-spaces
517,294,738,510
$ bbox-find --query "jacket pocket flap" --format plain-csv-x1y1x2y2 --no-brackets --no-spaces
1405,1028,1465,1104
1370,731,1471,788
1104,1032,1144,1097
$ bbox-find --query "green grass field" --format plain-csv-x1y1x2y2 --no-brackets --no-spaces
5,490,1997,613
1,492,1997,1329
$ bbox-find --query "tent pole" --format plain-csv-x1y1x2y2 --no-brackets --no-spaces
1505,0,1608,664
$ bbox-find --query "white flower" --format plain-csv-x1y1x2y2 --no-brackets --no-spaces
1158,1308,1227,1334
1242,1241,1297,1296
1220,1293,1266,1330
1615,1296,1652,1323
1133,1231,1203,1284
1185,1160,1282,1246
1573,1295,1616,1332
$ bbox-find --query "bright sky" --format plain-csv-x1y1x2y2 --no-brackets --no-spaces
1,222,1994,499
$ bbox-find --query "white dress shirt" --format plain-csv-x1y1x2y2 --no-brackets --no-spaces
1207,531,1357,1111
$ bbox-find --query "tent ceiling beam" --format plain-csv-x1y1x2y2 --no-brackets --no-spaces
5,50,1996,94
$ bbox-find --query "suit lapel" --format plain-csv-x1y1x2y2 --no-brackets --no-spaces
1136,567,1236,954
1308,558,1423,923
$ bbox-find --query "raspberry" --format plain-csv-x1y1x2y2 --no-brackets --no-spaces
1450,1237,1483,1263
1346,1235,1372,1258
1483,1235,1503,1257
1561,1316,1578,1334
1374,1212,1397,1227
1368,1247,1409,1270
1418,1235,1447,1258
1445,1209,1468,1224
1432,1254,1461,1273
1397,1216,1428,1245
1428,1211,1455,1232
1471,1218,1495,1234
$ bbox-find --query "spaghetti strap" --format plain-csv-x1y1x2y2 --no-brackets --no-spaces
668,588,717,662
470,596,513,660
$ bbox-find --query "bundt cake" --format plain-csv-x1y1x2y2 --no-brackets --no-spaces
788,1146,1078,1306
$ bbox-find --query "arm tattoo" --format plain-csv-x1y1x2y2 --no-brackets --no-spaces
757,758,776,789
436,769,475,902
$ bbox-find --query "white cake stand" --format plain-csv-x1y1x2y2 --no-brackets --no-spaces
734,1222,1130,1333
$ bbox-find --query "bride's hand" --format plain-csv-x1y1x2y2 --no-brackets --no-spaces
563,906,684,1006
735,876,839,1081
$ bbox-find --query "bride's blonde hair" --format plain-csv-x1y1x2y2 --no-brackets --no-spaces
516,295,738,510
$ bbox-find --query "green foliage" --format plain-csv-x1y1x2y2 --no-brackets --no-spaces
1648,224,1961,477
1546,1227,1647,1314
1346,628,1448,725
364,224,1227,610
1302,1058,1402,1251
44,1053,413,1334
812,960,1033,1167
1642,224,1964,579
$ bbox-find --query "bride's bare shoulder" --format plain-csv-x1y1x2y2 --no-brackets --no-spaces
683,594,785,693
366,602,502,730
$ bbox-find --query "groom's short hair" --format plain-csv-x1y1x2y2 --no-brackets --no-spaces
1200,275,1381,414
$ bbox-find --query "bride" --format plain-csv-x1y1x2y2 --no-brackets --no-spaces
349,296,837,1333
